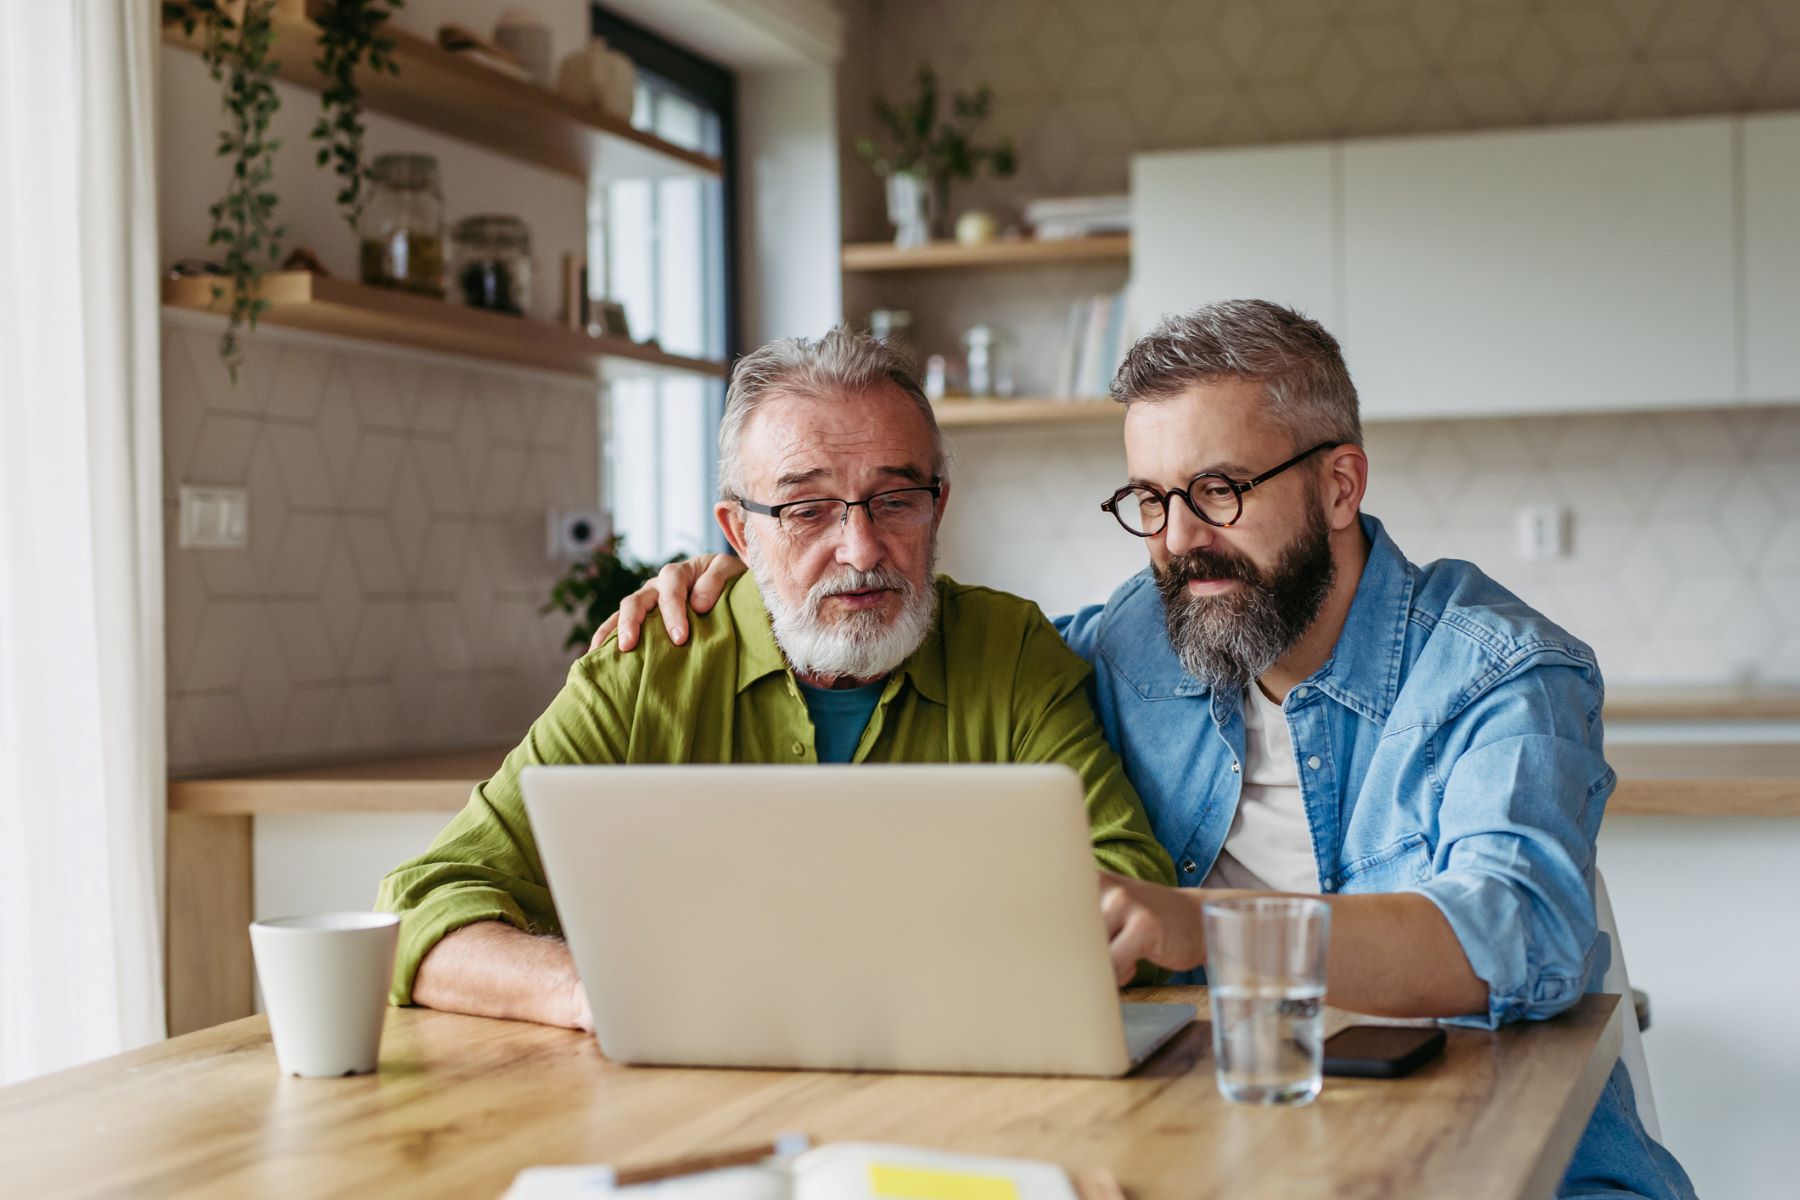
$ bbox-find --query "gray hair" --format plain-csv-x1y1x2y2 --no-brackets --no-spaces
1110,300,1362,448
717,326,949,500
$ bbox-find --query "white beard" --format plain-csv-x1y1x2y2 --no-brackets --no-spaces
743,527,938,682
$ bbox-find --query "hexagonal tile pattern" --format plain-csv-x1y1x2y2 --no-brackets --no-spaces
846,0,1800,241
161,325,601,772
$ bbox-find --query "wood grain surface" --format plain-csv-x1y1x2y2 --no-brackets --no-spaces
163,274,726,381
0,989,1622,1200
841,235,1131,271
161,3,720,185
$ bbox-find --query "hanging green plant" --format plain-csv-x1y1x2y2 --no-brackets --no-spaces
311,0,404,230
169,0,286,379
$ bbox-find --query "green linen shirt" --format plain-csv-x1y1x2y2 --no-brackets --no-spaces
376,573,1174,1003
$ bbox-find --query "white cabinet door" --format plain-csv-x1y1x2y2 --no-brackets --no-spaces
1343,118,1737,419
1746,113,1800,402
1130,144,1339,336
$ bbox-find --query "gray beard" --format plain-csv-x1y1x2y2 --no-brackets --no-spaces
743,528,939,683
1156,507,1336,692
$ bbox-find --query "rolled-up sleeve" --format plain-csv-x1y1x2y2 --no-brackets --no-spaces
1409,661,1612,1028
376,646,639,1003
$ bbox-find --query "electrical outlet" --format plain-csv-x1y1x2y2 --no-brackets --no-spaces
179,486,249,549
547,509,611,561
1515,504,1568,562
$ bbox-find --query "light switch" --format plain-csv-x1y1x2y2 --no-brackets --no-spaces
1515,504,1568,562
179,486,250,550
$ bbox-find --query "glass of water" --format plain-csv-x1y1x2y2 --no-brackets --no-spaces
1202,896,1331,1105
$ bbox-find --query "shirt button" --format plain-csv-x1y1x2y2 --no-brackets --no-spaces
1230,761,1240,773
1295,685,1309,698
1180,858,1198,874
1306,754,1322,770
790,741,805,756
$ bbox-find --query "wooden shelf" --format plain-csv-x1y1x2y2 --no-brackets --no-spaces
161,6,721,185
842,235,1131,272
932,397,1122,428
163,273,727,381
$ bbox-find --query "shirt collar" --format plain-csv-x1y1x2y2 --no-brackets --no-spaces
727,573,950,706
1304,512,1414,725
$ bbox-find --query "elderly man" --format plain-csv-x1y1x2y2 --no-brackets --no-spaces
376,328,1172,1030
605,302,1694,1199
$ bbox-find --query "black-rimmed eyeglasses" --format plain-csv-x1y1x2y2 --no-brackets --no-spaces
739,481,943,543
1101,442,1342,537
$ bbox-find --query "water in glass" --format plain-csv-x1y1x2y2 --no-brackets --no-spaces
1210,983,1326,1105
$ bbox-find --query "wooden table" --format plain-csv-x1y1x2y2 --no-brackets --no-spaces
1,988,1623,1200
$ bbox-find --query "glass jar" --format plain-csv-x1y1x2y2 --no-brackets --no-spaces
359,154,445,297
451,214,533,317
961,324,1014,398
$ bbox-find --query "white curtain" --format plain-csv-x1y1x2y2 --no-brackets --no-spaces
0,0,167,1081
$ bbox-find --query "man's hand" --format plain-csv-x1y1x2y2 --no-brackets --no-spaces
565,972,593,1032
1099,871,1209,986
588,553,748,653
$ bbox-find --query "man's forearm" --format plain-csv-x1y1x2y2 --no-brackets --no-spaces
1163,887,1488,1017
1317,892,1488,1018
410,921,587,1029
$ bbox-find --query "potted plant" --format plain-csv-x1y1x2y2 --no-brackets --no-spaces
540,537,671,654
855,65,1017,248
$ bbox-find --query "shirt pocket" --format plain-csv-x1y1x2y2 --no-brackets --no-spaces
1330,832,1432,892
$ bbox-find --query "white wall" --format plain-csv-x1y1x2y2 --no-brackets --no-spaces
736,64,843,344
1598,815,1800,1199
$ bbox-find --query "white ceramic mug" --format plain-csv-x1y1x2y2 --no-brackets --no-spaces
249,912,400,1078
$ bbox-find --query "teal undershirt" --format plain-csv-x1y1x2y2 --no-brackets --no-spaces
798,679,886,763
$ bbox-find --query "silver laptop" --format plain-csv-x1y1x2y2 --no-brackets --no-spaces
521,764,1193,1078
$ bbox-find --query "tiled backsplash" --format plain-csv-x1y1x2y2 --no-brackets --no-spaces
844,0,1800,238
936,405,1800,688
162,319,599,774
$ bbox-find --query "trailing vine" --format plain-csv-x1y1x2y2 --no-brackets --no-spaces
169,0,286,379
312,0,403,230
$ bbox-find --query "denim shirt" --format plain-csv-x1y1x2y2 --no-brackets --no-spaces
1059,513,1612,1028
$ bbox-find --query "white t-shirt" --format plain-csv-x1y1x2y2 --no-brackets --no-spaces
1202,684,1318,893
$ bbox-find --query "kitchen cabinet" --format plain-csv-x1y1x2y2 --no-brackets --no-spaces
1342,118,1737,419
1131,144,1340,335
1129,117,1778,421
1745,112,1800,402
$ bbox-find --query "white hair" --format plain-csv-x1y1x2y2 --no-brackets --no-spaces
717,326,950,501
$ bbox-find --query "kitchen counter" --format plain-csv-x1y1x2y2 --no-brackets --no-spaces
161,731,1798,1035
168,740,1800,818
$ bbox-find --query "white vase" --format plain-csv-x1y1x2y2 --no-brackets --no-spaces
887,171,934,249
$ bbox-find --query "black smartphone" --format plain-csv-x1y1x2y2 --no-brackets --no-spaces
1321,1024,1446,1078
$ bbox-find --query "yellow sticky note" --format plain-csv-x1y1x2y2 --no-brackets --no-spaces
868,1163,1020,1200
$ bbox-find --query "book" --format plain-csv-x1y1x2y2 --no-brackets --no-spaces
505,1140,1105,1200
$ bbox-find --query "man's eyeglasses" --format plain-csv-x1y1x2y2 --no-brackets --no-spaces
739,481,943,543
1101,442,1342,537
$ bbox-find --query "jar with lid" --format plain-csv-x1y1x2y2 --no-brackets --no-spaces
451,215,533,316
961,324,1014,398
359,153,445,297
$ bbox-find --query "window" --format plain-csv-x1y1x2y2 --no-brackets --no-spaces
590,9,736,562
